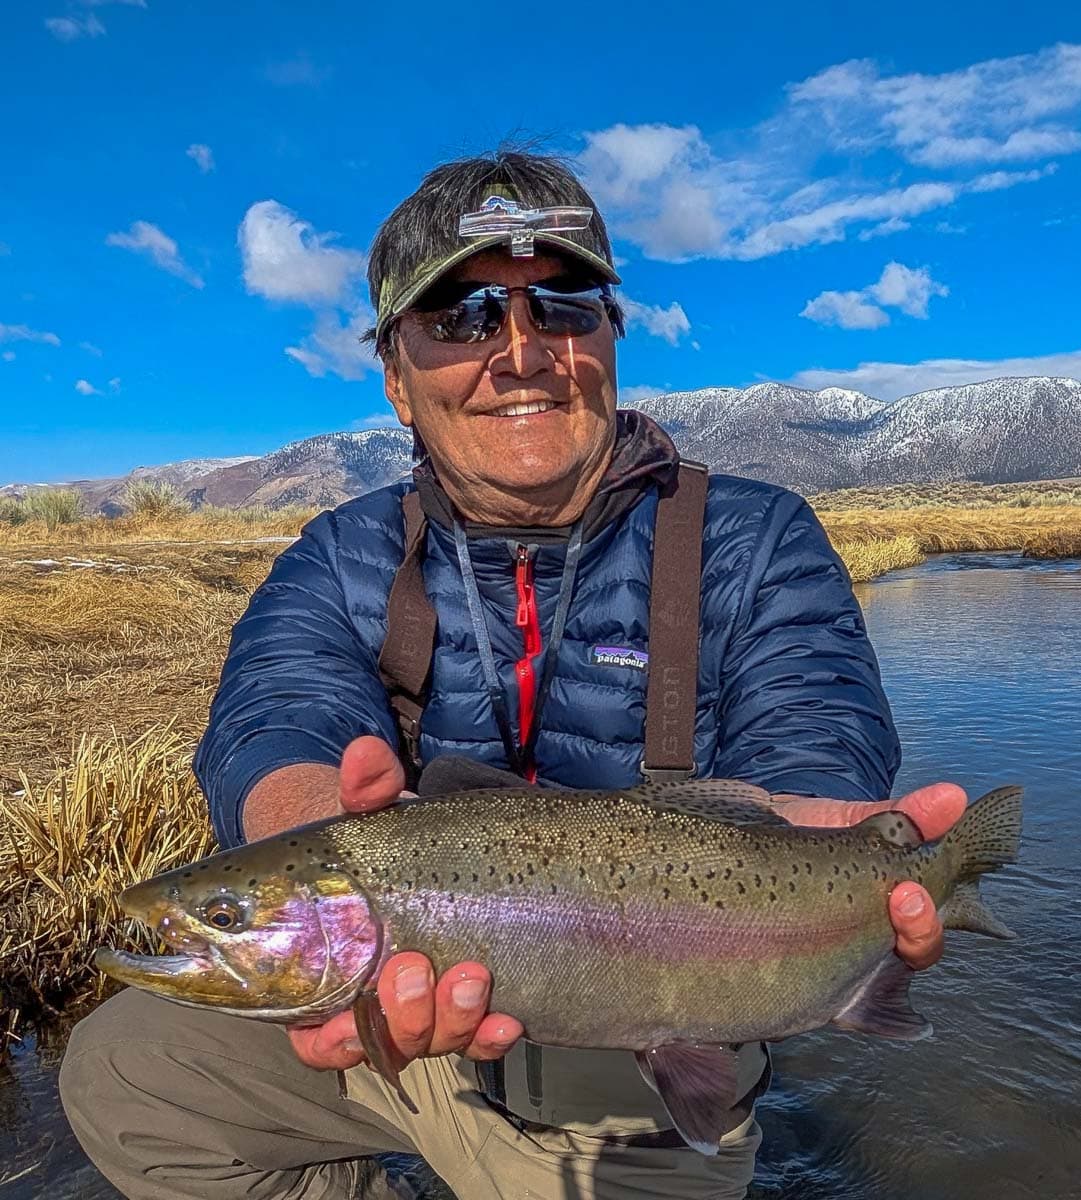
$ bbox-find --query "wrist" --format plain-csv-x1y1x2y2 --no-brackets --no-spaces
242,763,342,842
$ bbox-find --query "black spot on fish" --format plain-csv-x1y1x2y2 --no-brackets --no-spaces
689,875,698,888
735,858,743,868
715,899,725,909
700,890,709,902
754,874,762,888
789,881,796,892
488,866,496,877
550,884,558,895
833,864,841,875
737,882,746,894
412,848,420,858
198,864,208,871
579,866,587,878
664,864,674,875
286,865,294,872
183,872,192,879
847,894,854,905
662,886,671,900
805,863,813,874
248,879,256,887
769,874,777,886
681,863,690,874
706,869,715,880
827,881,834,893
289,840,298,847
451,872,460,883
541,856,550,867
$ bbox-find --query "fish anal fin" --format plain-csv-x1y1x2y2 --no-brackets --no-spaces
628,779,789,826
353,991,419,1114
940,879,1015,939
832,955,932,1041
854,811,924,849
635,1043,742,1155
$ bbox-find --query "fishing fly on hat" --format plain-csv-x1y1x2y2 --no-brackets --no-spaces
373,190,623,348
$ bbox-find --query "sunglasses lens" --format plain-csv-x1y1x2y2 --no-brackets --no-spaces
414,281,609,344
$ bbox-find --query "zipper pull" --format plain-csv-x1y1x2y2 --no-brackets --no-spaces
515,545,531,627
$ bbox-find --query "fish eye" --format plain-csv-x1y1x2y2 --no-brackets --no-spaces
202,895,247,932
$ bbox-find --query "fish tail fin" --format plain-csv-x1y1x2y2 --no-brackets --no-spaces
938,785,1022,940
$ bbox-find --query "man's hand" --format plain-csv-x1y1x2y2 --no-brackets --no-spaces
289,735,524,1073
770,782,968,971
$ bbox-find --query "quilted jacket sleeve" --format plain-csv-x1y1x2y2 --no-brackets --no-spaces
712,490,901,801
193,509,398,848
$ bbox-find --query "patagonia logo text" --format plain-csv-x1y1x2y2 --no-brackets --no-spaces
590,646,649,672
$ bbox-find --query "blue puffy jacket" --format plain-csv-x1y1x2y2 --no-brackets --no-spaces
195,437,900,849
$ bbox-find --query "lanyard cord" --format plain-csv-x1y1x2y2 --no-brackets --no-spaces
454,520,584,777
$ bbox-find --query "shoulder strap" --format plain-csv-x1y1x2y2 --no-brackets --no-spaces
641,460,709,783
377,490,435,782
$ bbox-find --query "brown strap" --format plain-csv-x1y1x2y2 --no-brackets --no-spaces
642,461,709,783
377,491,436,776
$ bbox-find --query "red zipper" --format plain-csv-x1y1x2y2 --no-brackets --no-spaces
514,545,541,783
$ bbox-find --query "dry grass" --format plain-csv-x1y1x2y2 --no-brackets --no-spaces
0,727,215,1038
811,478,1081,511
818,504,1081,576
0,505,316,546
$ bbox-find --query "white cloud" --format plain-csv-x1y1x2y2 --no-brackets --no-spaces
0,323,61,346
186,143,214,173
106,221,204,287
788,45,1081,168
79,340,103,356
2,352,15,362
350,410,397,431
239,200,366,306
801,290,890,330
108,377,121,392
74,378,101,395
619,296,691,344
579,45,1080,262
619,384,668,404
868,262,949,318
789,349,1081,401
285,307,378,381
265,54,331,87
802,261,948,330
45,14,105,40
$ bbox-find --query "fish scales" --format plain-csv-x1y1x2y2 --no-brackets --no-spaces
292,788,941,1046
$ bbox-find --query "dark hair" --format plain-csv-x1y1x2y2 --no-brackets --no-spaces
364,146,623,355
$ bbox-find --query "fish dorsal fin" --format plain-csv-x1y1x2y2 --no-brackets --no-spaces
635,1043,744,1155
625,779,789,826
853,810,924,849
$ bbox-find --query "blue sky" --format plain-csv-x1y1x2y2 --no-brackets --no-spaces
3,1,1081,483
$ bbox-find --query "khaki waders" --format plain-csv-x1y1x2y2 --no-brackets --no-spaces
61,987,764,1199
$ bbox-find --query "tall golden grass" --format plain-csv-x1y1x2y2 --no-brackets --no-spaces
0,505,316,546
0,727,214,1039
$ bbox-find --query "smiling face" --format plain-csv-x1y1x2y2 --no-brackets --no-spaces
383,249,619,527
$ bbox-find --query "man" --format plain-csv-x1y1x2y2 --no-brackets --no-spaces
61,150,964,1200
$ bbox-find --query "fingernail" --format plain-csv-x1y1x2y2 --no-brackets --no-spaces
452,978,488,1008
394,964,432,1002
898,891,925,917
342,1037,362,1052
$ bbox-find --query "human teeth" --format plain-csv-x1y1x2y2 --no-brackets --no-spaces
491,401,556,417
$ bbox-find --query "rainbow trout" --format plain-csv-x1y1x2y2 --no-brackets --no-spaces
96,778,1022,1154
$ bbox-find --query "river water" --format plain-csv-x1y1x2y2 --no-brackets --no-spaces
2,551,1078,1198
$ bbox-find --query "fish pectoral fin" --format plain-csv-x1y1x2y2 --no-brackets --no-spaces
352,991,419,1115
853,811,924,849
939,880,1015,939
831,955,932,1040
634,1043,743,1155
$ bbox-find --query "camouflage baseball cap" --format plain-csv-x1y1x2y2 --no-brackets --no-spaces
368,157,622,349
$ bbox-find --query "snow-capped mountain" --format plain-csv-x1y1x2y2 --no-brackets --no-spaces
10,375,1081,511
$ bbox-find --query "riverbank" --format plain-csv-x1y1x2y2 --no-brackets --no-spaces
2,484,1080,1036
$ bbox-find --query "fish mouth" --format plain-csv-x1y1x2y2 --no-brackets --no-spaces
95,944,224,984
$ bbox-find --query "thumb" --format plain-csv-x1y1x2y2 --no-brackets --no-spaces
894,781,968,841
339,736,406,814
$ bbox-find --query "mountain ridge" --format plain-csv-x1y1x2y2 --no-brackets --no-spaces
7,374,1080,510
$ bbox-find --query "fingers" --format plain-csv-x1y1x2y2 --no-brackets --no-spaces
376,952,437,1060
287,1008,366,1071
890,882,945,971
464,1012,526,1061
431,963,495,1056
339,736,406,814
771,795,893,828
894,782,968,841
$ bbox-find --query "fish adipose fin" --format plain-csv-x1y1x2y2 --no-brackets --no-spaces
832,955,932,1041
853,811,924,849
629,779,790,826
353,992,419,1115
635,1043,742,1155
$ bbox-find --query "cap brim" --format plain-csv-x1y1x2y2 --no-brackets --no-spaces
377,234,621,343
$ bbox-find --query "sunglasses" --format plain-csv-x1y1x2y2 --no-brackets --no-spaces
408,275,619,344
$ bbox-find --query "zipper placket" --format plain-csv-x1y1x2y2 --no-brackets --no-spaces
514,544,542,783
